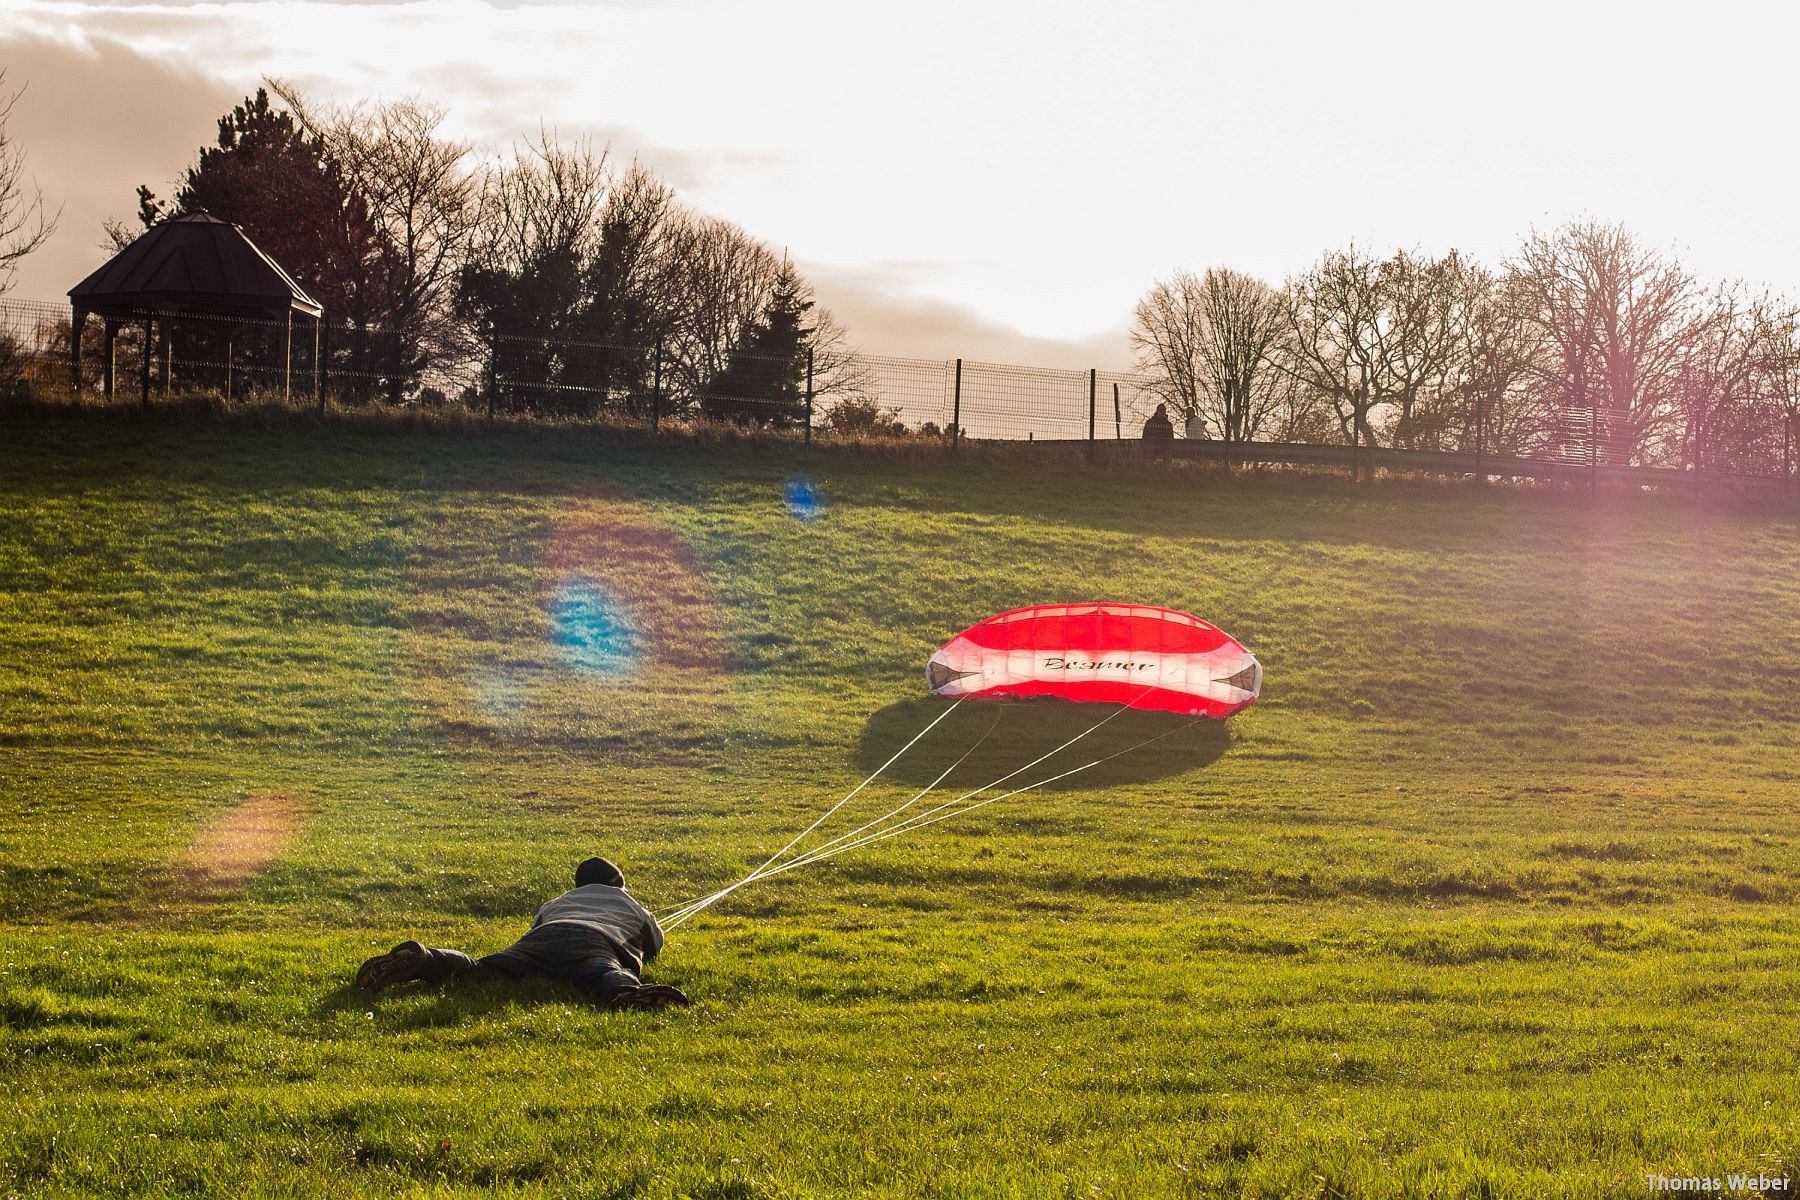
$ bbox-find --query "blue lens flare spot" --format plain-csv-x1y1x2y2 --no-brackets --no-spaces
475,669,526,720
785,476,822,521
549,578,639,677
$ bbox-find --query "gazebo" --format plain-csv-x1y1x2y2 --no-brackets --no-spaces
67,211,324,406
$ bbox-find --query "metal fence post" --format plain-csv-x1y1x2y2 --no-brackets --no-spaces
15,294,1798,497
102,321,116,401
485,334,497,421
804,348,814,444
1088,368,1097,444
1693,409,1705,497
68,310,82,395
1590,405,1599,488
651,336,663,432
951,358,962,449
1474,393,1485,482
1786,412,1794,495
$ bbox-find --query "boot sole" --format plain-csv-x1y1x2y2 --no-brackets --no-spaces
355,941,429,989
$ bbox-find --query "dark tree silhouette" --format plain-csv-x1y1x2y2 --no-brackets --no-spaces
158,91,390,324
456,139,668,415
123,89,403,399
0,72,57,294
700,261,813,426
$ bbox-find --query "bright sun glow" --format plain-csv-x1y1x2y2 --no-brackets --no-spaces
4,0,1798,363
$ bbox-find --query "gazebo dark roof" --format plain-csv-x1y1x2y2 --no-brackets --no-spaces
68,211,322,319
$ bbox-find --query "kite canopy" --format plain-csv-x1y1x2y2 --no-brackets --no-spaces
926,603,1261,718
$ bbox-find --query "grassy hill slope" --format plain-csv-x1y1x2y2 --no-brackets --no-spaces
2,418,1798,1198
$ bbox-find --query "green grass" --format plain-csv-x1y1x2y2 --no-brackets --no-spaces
2,415,1799,1198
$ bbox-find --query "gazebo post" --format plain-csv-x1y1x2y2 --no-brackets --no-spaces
102,320,117,400
139,315,152,412
68,214,323,406
313,313,322,413
68,308,82,394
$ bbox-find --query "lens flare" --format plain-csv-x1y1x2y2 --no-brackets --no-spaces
549,577,640,677
178,789,308,896
474,669,526,720
785,476,822,521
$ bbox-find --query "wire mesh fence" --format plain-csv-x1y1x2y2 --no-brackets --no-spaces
3,296,1795,490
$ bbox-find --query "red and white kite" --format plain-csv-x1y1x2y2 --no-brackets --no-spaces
926,603,1261,718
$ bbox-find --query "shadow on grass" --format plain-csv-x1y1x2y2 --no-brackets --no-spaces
318,975,687,1027
5,415,1662,553
855,698,1231,791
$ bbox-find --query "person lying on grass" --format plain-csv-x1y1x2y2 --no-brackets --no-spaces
355,856,689,1011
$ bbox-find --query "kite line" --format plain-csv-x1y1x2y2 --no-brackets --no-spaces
661,689,1173,931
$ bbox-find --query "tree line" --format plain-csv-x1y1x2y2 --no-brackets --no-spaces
1132,227,1800,476
113,84,855,424
7,73,1799,466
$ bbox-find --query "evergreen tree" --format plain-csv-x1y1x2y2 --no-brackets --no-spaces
557,200,662,413
456,245,585,413
702,261,813,426
126,89,405,399
139,89,394,332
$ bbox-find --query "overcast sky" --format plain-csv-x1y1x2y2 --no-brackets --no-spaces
4,0,1799,368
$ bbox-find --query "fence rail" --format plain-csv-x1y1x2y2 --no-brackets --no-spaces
3,296,1794,494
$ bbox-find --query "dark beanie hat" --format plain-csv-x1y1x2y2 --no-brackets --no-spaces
574,857,625,888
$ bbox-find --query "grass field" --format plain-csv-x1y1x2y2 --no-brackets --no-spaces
2,415,1799,1199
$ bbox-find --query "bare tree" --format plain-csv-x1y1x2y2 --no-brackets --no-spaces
804,302,873,415
1132,268,1291,442
456,131,612,409
272,81,479,402
0,74,57,294
1738,298,1800,479
1381,249,1485,450
1454,268,1551,458
1767,309,1800,480
1131,272,1205,427
655,212,783,405
1280,247,1465,469
1679,290,1799,475
474,129,611,272
1508,221,1704,466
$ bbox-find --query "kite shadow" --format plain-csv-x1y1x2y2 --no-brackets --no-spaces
854,697,1230,792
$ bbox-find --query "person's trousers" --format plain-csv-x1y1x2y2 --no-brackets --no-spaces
422,922,642,1003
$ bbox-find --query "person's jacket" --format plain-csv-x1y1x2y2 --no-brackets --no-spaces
532,884,664,971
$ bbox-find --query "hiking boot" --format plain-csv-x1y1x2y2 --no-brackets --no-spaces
355,940,431,990
610,983,691,1010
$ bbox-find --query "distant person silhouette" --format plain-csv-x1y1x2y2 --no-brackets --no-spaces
1142,403,1175,441
354,857,689,1010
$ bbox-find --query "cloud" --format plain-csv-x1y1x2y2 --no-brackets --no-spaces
803,261,1132,371
0,30,237,299
16,0,1794,369
0,21,1110,370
